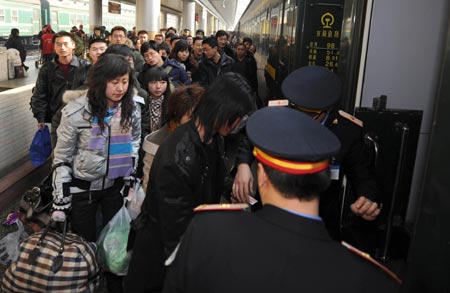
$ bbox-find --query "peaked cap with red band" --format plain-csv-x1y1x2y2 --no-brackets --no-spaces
246,107,340,175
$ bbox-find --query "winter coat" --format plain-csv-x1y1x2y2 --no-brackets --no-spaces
5,35,26,62
193,53,235,87
125,120,226,292
30,56,89,123
138,57,191,90
52,91,142,199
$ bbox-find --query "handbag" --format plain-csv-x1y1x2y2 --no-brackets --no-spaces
1,221,100,292
29,126,52,167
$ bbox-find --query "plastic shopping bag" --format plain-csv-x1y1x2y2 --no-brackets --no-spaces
30,125,52,167
97,205,131,276
126,179,146,220
0,221,26,265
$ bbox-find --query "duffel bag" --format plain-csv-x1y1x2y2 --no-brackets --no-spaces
1,221,100,292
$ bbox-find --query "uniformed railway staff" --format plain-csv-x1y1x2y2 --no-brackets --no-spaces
163,107,399,293
281,65,381,247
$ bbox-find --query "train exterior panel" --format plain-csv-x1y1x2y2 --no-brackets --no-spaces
0,0,136,39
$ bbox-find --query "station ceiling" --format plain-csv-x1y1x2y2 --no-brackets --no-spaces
120,0,239,29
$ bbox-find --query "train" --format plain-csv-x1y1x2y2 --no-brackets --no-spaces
238,0,450,291
0,0,136,48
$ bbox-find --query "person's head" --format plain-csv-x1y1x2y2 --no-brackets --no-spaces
249,44,256,55
142,66,171,99
243,37,252,49
154,33,163,45
215,30,229,49
281,66,341,122
246,107,340,203
235,43,246,60
167,27,177,35
186,35,193,46
71,26,78,33
192,72,255,142
167,84,204,125
165,33,175,47
170,36,181,48
110,26,127,44
94,26,102,36
202,37,219,60
141,40,163,67
192,37,203,57
104,44,135,68
182,29,190,37
52,31,76,58
79,24,83,30
10,28,19,37
88,38,108,64
87,54,135,131
195,29,205,38
138,30,149,44
158,42,170,58
169,40,190,63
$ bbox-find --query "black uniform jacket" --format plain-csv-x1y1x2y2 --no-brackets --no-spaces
163,204,399,293
125,120,226,293
320,110,379,234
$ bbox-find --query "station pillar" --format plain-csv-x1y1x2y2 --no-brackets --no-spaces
201,7,208,33
182,0,196,35
89,0,102,34
136,0,160,39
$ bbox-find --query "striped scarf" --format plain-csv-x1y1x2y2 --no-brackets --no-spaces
88,105,133,179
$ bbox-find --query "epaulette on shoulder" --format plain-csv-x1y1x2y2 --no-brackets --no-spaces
268,99,289,107
194,203,249,212
341,241,402,284
338,110,363,127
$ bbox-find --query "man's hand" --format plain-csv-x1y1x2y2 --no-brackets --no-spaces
232,163,254,203
38,123,46,129
350,196,381,221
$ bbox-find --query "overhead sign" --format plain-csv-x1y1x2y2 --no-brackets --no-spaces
108,2,121,14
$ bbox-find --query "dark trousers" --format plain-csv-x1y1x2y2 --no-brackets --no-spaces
70,182,125,292
70,182,123,242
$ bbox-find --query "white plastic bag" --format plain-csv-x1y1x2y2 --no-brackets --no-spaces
0,221,26,265
126,179,145,220
97,205,131,276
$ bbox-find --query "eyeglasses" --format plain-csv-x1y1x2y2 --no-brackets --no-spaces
112,34,125,39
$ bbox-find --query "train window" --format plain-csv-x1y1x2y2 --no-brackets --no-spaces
0,9,4,22
11,10,18,23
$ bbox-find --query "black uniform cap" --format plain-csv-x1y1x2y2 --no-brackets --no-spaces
282,66,341,111
247,107,340,168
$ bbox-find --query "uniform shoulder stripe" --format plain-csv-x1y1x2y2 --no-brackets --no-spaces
338,110,363,127
194,203,249,212
342,241,402,284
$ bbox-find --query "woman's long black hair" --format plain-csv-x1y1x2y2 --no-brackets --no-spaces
192,72,255,142
87,53,135,131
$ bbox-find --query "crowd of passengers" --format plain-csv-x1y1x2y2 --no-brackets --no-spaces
27,25,394,293
29,26,260,292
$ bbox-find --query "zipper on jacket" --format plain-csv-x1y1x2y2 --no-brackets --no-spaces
102,124,111,190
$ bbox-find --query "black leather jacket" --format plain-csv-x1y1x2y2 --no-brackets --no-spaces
126,120,227,291
193,53,235,87
30,56,89,123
